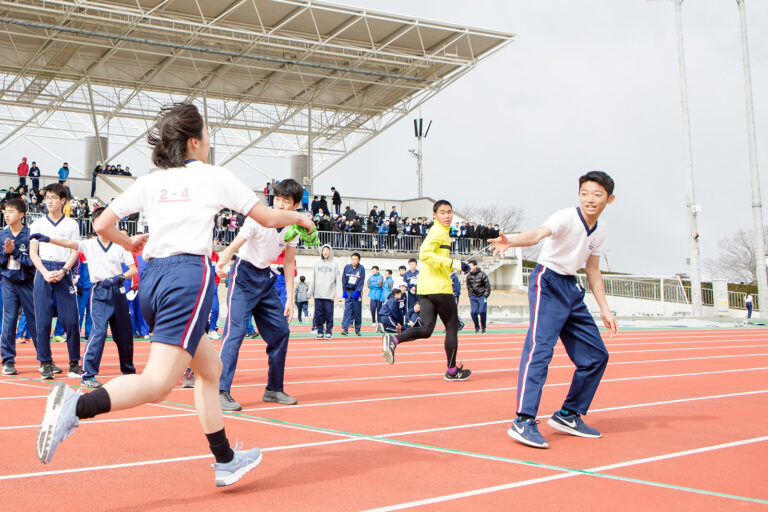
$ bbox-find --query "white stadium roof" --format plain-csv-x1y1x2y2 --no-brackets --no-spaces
0,0,513,178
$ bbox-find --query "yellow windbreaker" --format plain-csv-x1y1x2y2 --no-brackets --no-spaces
416,222,454,295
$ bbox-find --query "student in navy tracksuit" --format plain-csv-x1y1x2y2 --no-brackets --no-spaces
378,289,405,334
130,249,150,337
54,253,93,339
31,207,137,388
215,179,304,411
450,271,465,331
0,198,37,376
490,171,618,449
341,252,365,336
405,301,423,331
29,183,82,380
403,258,419,309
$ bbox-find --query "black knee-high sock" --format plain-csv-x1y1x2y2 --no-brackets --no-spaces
75,387,112,419
206,428,234,464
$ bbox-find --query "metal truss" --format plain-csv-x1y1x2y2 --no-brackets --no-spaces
0,0,513,178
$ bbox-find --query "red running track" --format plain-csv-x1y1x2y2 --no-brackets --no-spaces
0,326,767,511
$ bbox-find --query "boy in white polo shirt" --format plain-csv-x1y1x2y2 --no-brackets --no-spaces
490,171,619,449
29,183,82,380
215,179,303,412
31,207,137,388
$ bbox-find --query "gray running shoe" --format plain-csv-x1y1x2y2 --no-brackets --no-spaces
182,368,195,388
382,333,396,364
212,442,262,487
37,382,81,463
40,362,55,380
40,363,62,375
262,390,297,405
219,390,242,411
2,362,17,375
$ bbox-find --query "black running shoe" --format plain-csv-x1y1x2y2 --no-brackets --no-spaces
67,363,83,378
41,362,55,380
340,331,349,336
40,363,63,375
444,365,471,381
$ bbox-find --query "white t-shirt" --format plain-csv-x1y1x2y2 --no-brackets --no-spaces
109,161,258,260
236,217,298,269
29,215,80,262
78,238,135,284
537,207,607,276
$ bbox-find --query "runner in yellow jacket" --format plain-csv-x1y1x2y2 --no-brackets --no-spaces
381,200,472,380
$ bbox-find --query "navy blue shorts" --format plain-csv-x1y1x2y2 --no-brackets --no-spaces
138,254,213,355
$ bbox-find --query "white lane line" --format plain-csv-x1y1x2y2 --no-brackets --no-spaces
3,388,767,482
360,436,768,511
239,366,768,412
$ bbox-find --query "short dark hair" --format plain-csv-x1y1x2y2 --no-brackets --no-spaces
148,103,204,169
273,178,303,204
331,187,336,191
398,265,406,271
579,171,614,196
433,199,452,213
4,198,27,214
392,288,402,297
92,207,105,220
468,259,478,266
299,275,306,282
372,265,379,270
351,252,361,260
408,258,417,264
43,183,69,200
385,269,392,275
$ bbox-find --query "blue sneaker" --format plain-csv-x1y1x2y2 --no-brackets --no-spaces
212,442,262,487
37,382,81,463
507,417,549,448
547,411,602,438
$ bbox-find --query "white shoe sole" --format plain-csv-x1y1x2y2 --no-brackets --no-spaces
216,451,263,487
37,382,78,463
382,334,394,364
547,418,602,438
506,426,549,449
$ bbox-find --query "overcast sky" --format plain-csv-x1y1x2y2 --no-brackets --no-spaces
4,1,767,278
310,0,768,277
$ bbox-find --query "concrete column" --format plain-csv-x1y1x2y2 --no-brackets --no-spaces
290,154,310,192
84,136,108,174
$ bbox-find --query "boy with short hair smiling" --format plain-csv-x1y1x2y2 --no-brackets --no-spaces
31,207,137,388
0,198,37,375
29,184,82,380
490,171,618,449
215,179,304,411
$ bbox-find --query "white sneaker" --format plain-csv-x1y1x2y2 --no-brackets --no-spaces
212,442,262,487
208,331,221,340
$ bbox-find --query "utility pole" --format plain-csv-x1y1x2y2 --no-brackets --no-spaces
651,0,703,316
736,0,768,316
409,107,431,197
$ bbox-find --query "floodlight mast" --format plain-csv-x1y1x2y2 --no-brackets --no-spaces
736,0,768,316
410,106,431,198
650,0,703,317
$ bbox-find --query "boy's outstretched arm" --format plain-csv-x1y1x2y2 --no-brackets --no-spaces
489,225,552,256
585,254,619,337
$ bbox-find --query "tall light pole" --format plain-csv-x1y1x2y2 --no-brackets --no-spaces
409,107,431,198
736,0,768,316
651,0,703,316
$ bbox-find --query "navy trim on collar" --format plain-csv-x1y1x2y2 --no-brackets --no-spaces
97,239,113,252
45,214,64,227
576,207,598,236
184,159,198,165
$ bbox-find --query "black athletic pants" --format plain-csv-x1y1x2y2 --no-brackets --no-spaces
394,293,459,368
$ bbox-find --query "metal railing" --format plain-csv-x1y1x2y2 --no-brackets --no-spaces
521,267,758,310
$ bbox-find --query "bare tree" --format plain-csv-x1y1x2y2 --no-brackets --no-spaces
705,228,768,283
460,204,524,233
